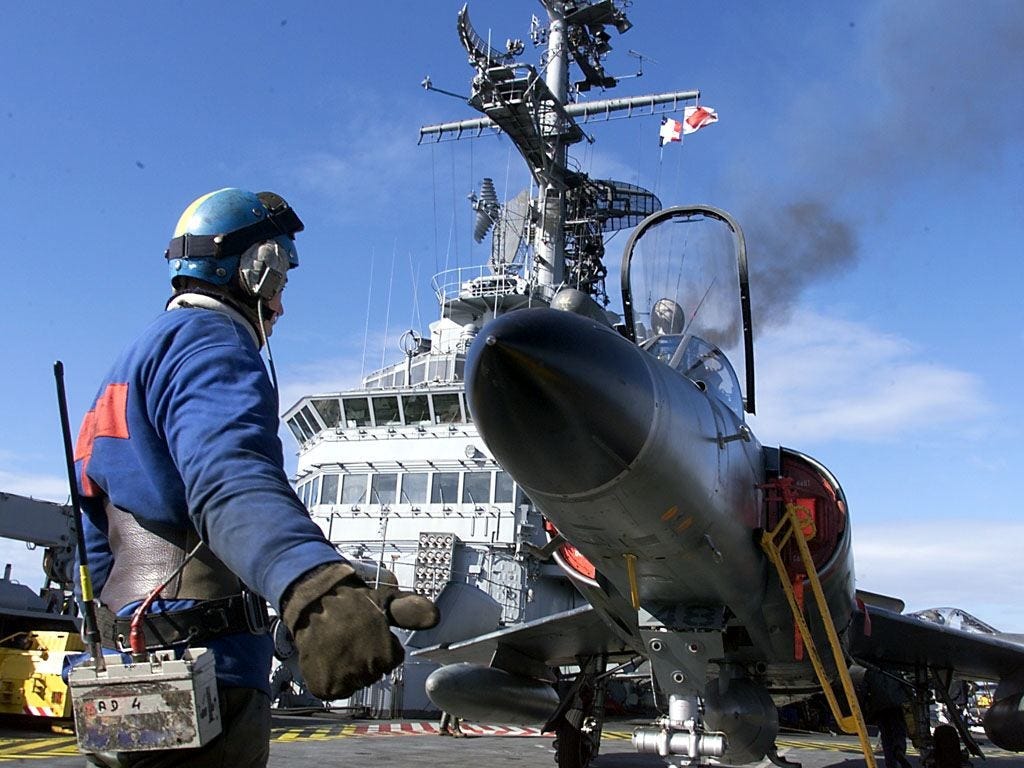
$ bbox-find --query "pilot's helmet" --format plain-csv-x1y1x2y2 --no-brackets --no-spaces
651,298,685,336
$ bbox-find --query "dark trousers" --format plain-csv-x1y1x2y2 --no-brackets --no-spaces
879,706,912,768
85,688,271,768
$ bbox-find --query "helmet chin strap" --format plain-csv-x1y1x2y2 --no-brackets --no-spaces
256,299,280,396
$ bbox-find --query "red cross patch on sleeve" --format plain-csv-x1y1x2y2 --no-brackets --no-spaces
74,383,130,497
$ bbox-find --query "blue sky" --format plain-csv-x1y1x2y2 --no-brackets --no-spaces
2,2,1022,629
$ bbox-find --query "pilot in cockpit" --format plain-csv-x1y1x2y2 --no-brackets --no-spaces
644,298,743,415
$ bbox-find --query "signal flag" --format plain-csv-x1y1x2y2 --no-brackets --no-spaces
660,106,719,146
683,105,718,133
659,117,682,146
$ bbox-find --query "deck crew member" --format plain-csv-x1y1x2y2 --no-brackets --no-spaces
74,188,439,767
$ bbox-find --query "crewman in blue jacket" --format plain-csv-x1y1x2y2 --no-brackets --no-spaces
74,188,438,767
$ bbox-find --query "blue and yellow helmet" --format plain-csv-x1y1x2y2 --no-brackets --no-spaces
165,187,303,288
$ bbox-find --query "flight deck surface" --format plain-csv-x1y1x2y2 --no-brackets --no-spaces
0,715,1020,767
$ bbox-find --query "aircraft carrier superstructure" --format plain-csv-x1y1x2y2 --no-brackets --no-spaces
281,0,702,716
281,280,587,716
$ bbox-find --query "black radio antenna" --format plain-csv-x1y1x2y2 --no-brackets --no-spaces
53,361,105,672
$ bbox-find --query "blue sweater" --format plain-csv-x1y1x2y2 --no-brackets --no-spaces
75,302,343,692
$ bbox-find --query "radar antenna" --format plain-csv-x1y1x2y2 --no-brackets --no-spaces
470,178,500,243
491,188,533,274
458,5,523,68
469,180,534,275
422,1,699,303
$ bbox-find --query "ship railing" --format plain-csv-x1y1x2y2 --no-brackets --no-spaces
431,265,528,304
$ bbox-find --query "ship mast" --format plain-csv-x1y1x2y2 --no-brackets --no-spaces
538,0,569,289
421,1,700,306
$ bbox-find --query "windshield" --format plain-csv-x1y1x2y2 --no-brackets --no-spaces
641,334,744,416
622,206,755,413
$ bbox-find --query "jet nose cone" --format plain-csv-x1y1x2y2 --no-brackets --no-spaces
466,308,654,496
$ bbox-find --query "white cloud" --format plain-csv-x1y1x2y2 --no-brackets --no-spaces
289,120,492,229
747,308,987,445
0,541,49,591
285,109,431,227
277,353,375,413
852,519,1024,632
0,468,70,504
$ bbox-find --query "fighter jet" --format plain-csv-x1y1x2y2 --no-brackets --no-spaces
416,206,1024,768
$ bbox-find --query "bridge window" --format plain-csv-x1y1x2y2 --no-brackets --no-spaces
431,472,459,505
433,393,462,424
402,394,430,424
300,406,322,435
287,417,308,443
292,409,316,439
320,474,339,505
372,396,401,426
342,397,371,428
401,472,428,503
371,473,398,505
341,474,368,504
311,398,342,428
462,472,491,506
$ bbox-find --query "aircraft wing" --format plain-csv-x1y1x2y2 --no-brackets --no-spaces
852,605,1024,681
411,604,638,669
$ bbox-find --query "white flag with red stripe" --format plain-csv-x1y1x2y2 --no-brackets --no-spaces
682,105,718,134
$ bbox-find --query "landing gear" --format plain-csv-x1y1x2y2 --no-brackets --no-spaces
551,655,607,768
932,725,964,768
554,717,596,768
908,665,977,768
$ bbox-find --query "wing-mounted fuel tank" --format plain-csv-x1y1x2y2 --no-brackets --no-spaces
985,670,1024,751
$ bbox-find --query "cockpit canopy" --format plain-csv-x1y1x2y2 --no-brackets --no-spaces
621,206,755,413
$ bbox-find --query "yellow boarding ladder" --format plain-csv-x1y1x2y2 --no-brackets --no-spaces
760,490,876,768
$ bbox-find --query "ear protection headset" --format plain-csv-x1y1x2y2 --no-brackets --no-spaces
237,193,301,302
238,239,294,302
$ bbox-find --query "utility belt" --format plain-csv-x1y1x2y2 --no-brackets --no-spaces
96,591,270,652
98,498,270,651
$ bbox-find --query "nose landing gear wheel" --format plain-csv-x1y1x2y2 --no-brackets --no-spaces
552,655,607,768
554,717,598,768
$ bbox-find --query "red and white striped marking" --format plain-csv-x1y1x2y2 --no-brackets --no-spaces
23,705,56,717
349,723,549,737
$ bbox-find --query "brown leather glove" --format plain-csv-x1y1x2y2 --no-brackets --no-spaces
281,563,440,701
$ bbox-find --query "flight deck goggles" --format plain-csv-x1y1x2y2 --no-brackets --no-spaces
165,193,304,264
